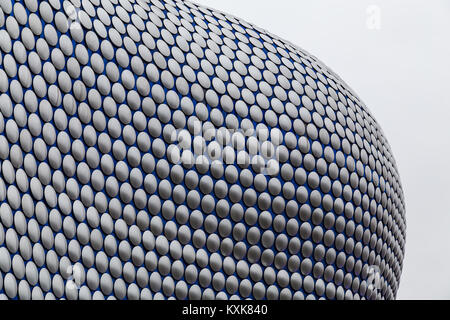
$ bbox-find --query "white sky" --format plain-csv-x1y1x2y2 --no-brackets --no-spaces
193,0,450,299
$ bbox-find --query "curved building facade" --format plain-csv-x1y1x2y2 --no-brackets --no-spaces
0,0,405,300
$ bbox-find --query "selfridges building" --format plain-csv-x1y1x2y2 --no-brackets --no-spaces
0,0,406,300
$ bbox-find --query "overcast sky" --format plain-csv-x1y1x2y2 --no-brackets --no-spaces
193,0,450,299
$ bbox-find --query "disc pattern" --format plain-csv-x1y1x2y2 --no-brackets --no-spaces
0,0,406,300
